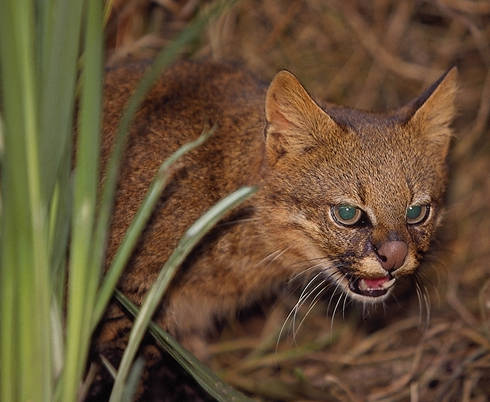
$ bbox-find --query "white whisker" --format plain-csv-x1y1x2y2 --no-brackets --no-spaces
276,271,323,349
295,283,331,338
292,280,326,341
288,258,330,282
255,247,288,268
414,279,424,326
330,292,345,335
265,246,291,267
326,273,343,316
422,284,431,329
342,290,348,319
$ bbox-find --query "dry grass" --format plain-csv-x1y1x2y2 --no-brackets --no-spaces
105,0,489,400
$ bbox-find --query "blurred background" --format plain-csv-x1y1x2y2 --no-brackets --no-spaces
105,0,489,400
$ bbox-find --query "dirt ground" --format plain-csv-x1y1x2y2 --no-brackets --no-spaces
105,0,489,400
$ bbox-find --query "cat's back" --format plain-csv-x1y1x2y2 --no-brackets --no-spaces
103,60,266,161
102,61,266,290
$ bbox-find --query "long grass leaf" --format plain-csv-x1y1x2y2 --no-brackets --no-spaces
122,357,145,402
0,0,52,400
61,0,104,400
49,160,72,305
37,0,84,201
109,186,256,401
116,291,255,402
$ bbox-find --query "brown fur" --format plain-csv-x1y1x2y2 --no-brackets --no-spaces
97,60,457,362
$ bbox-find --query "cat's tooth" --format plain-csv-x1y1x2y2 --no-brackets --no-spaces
381,278,396,289
358,279,368,291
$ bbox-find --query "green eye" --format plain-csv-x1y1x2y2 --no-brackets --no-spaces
406,205,429,224
332,205,362,226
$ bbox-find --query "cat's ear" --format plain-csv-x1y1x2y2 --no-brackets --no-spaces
265,71,337,165
402,67,458,158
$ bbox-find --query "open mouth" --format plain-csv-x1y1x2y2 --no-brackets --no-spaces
348,275,396,298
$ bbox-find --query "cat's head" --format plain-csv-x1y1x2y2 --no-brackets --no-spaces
260,67,457,303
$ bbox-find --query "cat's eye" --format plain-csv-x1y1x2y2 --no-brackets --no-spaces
406,205,430,225
331,205,362,226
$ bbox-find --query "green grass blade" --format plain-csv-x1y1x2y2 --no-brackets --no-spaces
109,186,257,401
37,0,84,201
100,355,118,380
50,299,65,380
61,0,104,399
116,291,255,402
0,0,52,400
93,126,215,328
49,160,72,306
122,357,145,402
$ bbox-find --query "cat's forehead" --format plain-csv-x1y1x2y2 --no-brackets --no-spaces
325,106,400,132
322,107,418,154
314,123,443,205
320,121,410,163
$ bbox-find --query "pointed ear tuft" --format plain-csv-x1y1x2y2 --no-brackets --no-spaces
265,71,336,165
404,67,458,157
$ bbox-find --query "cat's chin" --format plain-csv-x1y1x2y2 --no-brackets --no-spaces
343,275,396,303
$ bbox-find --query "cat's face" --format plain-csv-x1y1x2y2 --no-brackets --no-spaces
261,69,456,303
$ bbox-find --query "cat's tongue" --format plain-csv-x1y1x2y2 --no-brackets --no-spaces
360,276,390,290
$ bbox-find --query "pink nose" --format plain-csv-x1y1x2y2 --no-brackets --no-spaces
376,241,408,271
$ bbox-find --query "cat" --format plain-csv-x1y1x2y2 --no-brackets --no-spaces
96,60,457,392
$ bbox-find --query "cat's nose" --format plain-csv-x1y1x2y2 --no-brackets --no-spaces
375,241,408,272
